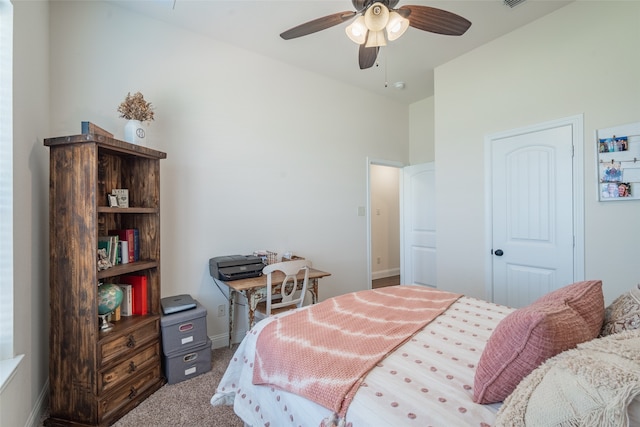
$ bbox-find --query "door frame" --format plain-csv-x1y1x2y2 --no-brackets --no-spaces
366,157,404,289
483,114,585,301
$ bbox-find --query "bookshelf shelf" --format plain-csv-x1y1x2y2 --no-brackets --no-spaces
98,206,159,214
97,260,159,279
44,134,166,427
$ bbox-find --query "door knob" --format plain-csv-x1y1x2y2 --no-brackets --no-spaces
494,249,504,256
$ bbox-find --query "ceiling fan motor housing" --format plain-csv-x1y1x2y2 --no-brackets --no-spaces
352,0,399,12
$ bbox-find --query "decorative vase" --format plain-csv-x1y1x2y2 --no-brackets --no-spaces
124,119,146,145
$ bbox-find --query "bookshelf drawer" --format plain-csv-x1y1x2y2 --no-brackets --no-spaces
99,341,161,394
99,317,160,367
98,364,162,422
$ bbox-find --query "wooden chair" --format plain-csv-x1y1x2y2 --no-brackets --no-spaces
254,259,311,322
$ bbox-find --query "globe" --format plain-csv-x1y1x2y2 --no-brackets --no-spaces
98,283,124,315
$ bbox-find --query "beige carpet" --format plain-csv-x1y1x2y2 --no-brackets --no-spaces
42,345,244,427
113,345,243,427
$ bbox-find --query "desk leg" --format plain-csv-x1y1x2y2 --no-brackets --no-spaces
246,288,259,329
308,278,319,304
228,289,236,348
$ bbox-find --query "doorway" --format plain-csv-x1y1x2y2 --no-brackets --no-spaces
485,115,585,307
367,159,402,289
367,160,436,289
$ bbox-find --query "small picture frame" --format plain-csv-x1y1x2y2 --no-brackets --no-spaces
111,189,129,208
108,194,119,207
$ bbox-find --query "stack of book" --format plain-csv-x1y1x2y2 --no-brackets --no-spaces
96,228,140,270
119,275,148,316
98,235,119,267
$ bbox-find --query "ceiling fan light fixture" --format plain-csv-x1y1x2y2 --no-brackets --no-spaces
364,2,390,32
386,11,409,41
365,30,387,47
346,15,368,44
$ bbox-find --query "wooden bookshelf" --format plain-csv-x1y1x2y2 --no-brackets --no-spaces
44,134,166,426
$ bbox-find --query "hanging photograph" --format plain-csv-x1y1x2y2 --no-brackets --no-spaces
618,182,631,197
600,182,631,199
600,161,622,182
598,136,628,153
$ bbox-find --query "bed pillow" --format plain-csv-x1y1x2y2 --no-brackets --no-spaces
600,283,640,336
495,329,640,427
473,280,604,404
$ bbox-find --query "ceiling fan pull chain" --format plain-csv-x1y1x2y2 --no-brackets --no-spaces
383,48,388,88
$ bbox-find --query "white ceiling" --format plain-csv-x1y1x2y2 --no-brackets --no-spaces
109,0,571,105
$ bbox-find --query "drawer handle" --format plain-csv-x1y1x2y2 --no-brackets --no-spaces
128,361,137,373
126,335,136,348
128,386,138,399
179,323,194,332
183,352,198,363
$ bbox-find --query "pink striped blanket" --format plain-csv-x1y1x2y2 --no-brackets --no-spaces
252,285,462,419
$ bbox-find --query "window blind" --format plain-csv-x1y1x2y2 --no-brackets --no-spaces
0,0,14,361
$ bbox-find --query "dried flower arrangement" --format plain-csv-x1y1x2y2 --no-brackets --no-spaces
117,91,155,122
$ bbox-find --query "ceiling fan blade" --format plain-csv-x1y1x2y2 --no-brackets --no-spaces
399,5,471,36
359,44,379,70
280,11,357,40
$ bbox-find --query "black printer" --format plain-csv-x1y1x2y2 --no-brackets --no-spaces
209,255,265,281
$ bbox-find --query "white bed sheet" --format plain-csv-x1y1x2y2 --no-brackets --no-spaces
211,296,514,426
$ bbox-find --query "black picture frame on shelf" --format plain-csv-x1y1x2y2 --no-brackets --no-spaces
108,194,118,207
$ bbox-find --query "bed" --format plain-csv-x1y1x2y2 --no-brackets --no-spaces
211,281,640,426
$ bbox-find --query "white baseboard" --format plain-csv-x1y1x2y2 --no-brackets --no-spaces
28,379,49,427
371,267,400,281
210,329,247,349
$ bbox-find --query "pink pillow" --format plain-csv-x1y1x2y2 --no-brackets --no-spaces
473,280,604,404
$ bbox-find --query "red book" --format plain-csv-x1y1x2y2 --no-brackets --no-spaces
121,275,147,315
109,229,135,263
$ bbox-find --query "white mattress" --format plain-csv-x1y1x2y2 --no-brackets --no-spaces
212,296,513,426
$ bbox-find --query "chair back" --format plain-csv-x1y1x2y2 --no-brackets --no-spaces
262,259,311,316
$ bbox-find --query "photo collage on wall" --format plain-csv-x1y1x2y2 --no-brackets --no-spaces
599,136,631,199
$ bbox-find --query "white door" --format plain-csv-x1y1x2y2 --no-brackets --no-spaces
490,118,582,307
401,162,436,287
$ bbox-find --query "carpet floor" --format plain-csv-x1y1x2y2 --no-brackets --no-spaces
41,345,244,427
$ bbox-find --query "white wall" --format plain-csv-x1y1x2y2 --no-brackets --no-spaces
409,96,434,164
48,1,409,345
0,1,50,426
434,1,640,304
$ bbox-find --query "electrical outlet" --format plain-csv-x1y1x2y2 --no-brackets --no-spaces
217,304,225,317
377,257,381,264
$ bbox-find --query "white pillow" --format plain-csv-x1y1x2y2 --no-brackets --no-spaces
600,283,640,336
495,329,640,427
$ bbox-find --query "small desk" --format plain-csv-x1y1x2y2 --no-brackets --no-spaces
222,267,331,346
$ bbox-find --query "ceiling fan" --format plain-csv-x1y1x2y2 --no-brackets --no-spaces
280,0,472,70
